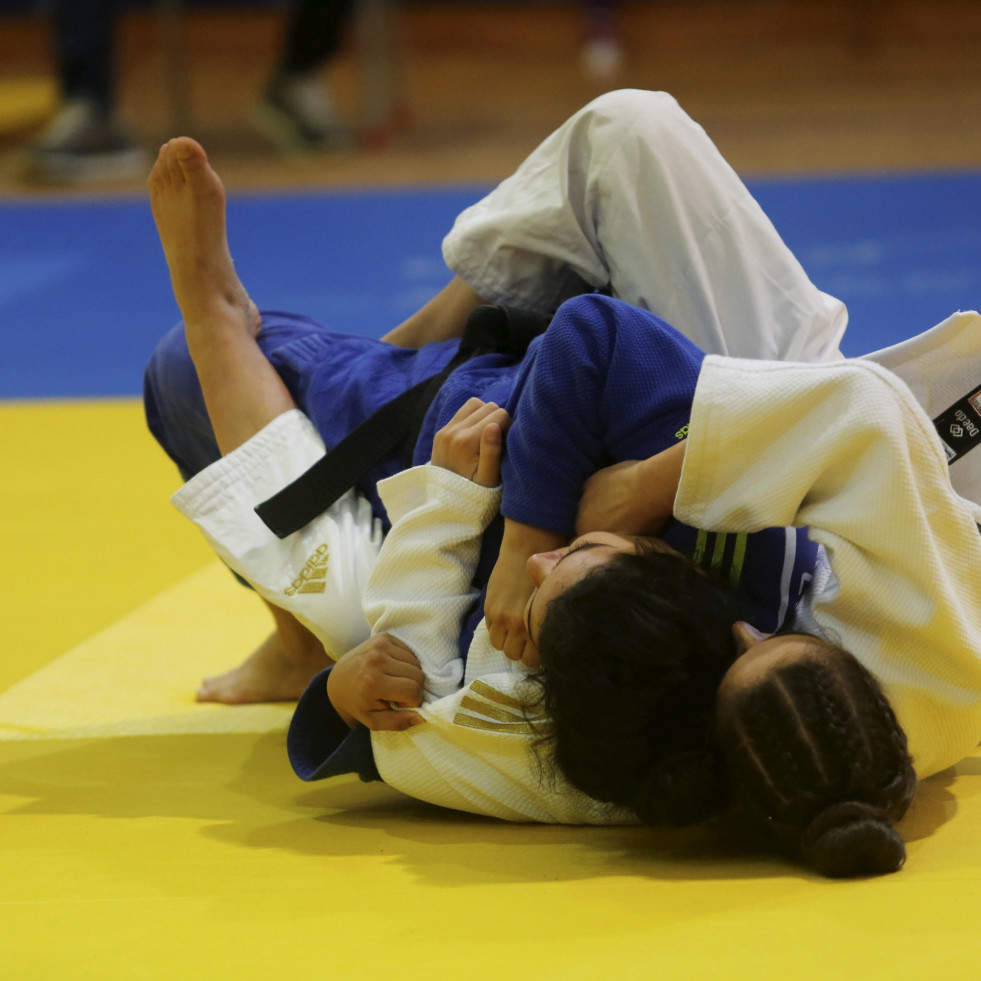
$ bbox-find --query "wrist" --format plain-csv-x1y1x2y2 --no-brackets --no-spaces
326,665,357,729
638,440,685,523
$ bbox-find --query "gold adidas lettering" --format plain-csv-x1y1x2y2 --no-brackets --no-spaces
452,681,549,734
284,543,330,596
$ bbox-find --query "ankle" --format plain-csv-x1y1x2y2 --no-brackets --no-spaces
266,602,325,661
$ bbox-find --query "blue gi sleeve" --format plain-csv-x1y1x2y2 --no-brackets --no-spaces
501,294,703,536
287,666,381,783
500,293,818,634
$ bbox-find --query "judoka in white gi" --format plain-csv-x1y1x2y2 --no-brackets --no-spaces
145,90,981,878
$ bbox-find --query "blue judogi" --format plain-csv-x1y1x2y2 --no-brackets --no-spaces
144,293,817,783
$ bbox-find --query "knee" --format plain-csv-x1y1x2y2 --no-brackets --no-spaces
576,89,686,142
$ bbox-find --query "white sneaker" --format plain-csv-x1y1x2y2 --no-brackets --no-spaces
25,96,148,183
254,73,355,153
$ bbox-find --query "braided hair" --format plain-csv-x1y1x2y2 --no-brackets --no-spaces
716,642,916,878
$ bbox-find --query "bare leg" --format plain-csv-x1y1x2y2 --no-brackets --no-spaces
148,137,294,454
149,137,328,702
381,275,487,348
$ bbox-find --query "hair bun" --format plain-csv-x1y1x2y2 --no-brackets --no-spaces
801,801,906,878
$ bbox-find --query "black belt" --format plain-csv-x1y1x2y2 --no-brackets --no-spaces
254,304,551,539
932,385,981,466
257,316,977,539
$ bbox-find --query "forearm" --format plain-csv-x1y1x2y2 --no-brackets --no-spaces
488,517,568,610
501,517,567,556
574,434,687,539
365,465,501,698
623,440,686,532
483,518,568,662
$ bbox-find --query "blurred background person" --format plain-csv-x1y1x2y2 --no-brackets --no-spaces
25,0,356,183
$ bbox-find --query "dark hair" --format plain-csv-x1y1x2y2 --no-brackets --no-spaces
532,545,743,826
716,643,916,878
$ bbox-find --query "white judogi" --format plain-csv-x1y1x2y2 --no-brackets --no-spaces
443,89,847,363
175,414,628,823
175,312,981,811
173,88,981,814
677,312,981,779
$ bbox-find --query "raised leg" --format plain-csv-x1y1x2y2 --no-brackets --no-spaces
148,137,330,702
148,136,292,455
443,89,848,363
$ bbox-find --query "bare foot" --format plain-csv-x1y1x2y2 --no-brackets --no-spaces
196,629,327,704
148,137,261,338
197,599,329,704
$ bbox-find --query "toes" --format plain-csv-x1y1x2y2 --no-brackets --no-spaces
148,136,221,200
147,142,173,190
164,140,185,186
196,672,250,705
171,137,210,180
196,675,220,702
172,136,206,161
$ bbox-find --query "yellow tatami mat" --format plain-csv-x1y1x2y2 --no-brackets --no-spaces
4,399,981,979
0,562,293,740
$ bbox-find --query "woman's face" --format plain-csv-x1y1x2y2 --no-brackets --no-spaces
522,533,677,663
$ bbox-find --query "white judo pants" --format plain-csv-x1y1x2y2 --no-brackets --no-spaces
443,89,848,363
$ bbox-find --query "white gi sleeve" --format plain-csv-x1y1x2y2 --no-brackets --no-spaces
371,643,634,824
172,409,383,659
362,464,632,823
675,356,981,777
362,464,499,701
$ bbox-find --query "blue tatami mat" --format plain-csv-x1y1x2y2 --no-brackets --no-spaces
1,172,979,400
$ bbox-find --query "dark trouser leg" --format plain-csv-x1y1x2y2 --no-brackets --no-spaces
276,0,356,75
53,0,119,110
143,322,222,482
